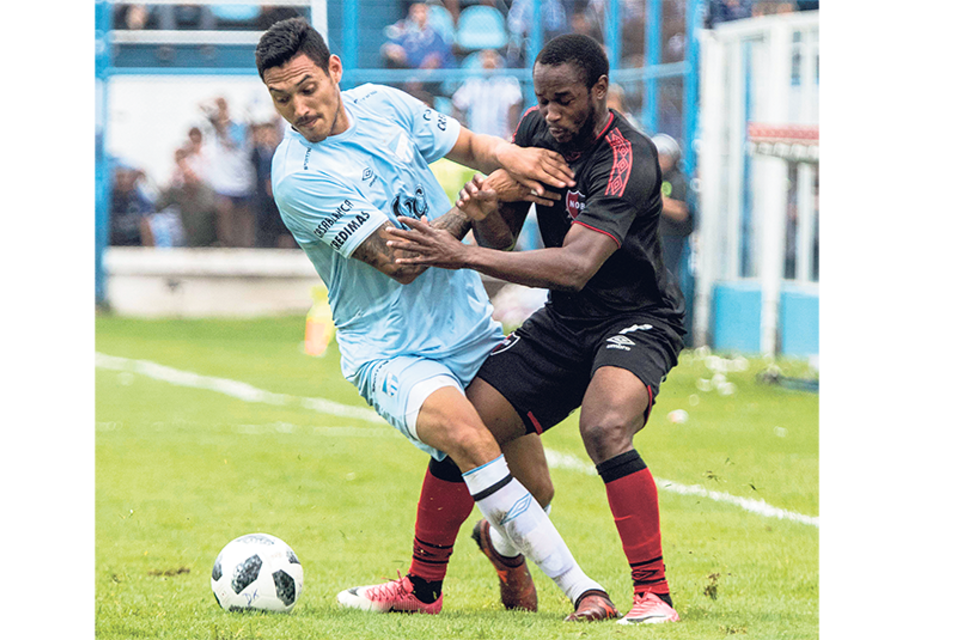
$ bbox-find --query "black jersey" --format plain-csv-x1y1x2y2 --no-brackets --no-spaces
513,107,685,323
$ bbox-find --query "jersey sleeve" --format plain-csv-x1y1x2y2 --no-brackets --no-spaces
274,170,389,258
575,128,661,247
362,84,462,163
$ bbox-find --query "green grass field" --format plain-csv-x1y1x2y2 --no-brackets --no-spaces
95,314,818,639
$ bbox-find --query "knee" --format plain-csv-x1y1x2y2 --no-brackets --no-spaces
579,418,637,464
441,424,499,470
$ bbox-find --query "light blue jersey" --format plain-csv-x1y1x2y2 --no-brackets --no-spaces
272,83,503,386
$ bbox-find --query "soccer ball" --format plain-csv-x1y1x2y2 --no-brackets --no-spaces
211,533,304,613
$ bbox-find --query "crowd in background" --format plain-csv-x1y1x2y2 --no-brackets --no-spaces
109,95,295,249
109,0,814,259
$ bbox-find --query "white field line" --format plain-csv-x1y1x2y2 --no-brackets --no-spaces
97,352,818,528
543,449,819,527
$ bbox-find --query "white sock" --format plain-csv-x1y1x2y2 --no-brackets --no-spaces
462,456,602,604
489,503,551,559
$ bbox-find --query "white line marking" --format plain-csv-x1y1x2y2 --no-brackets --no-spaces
543,450,819,527
97,352,818,527
95,352,382,423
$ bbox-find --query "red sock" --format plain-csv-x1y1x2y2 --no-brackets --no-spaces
408,457,475,583
597,450,670,596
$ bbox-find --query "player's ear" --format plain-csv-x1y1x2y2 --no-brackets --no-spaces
593,75,609,102
328,54,343,83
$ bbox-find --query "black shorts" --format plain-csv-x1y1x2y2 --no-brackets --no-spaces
476,305,684,435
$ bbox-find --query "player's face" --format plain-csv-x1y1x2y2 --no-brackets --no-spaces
533,62,607,149
263,53,347,143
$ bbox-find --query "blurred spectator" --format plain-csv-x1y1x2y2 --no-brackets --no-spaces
570,1,604,43
156,4,216,30
706,0,802,27
202,96,256,247
115,4,152,30
145,202,187,248
182,126,211,184
752,0,795,17
154,147,219,248
576,0,648,67
110,163,155,246
250,119,295,248
705,0,753,27
115,3,218,31
451,49,522,140
382,2,456,70
606,82,641,130
257,5,303,30
651,134,695,279
661,0,687,64
507,0,569,65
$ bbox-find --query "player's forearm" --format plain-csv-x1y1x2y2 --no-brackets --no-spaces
461,245,591,292
470,199,529,250
353,210,471,285
431,206,473,241
471,211,517,251
457,133,510,175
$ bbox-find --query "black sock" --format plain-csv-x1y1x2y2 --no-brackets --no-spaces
407,574,442,604
652,592,674,608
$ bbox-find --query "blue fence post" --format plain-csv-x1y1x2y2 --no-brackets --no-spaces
341,0,359,73
642,0,662,134
605,0,620,72
95,0,113,308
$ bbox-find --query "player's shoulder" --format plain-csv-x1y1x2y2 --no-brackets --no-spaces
271,132,303,179
272,134,343,198
599,112,656,158
586,112,660,196
343,83,388,106
344,83,418,112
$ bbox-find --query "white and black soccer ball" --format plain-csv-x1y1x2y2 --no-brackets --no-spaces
211,533,304,613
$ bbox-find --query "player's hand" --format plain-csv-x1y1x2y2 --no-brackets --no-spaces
384,216,472,270
496,144,575,197
482,169,561,206
456,175,499,221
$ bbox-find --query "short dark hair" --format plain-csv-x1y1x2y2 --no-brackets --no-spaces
256,17,331,78
535,34,609,88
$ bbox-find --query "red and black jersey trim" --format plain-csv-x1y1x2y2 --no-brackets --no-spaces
603,126,633,198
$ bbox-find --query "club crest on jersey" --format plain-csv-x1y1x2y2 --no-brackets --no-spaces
392,184,428,225
565,190,585,220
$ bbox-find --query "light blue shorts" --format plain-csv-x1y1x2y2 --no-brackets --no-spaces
351,335,501,460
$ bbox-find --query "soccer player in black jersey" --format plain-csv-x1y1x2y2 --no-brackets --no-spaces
384,34,684,624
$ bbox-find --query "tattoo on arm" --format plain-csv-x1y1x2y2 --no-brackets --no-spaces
430,207,472,240
351,208,470,283
352,222,426,283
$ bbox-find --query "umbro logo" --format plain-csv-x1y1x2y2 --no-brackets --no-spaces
606,335,635,350
499,493,532,526
362,167,375,182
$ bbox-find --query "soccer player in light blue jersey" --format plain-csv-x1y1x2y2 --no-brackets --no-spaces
255,18,617,620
